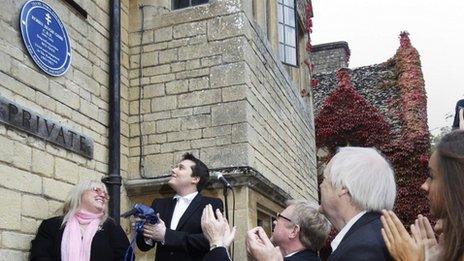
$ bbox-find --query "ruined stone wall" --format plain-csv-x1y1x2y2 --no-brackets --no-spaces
0,0,131,259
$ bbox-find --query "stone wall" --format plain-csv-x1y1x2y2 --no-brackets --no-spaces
128,0,317,200
0,0,317,258
244,16,317,199
0,0,131,259
311,41,350,75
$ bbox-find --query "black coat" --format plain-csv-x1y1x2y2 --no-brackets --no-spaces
328,212,393,261
285,249,320,261
136,194,223,261
202,247,230,261
30,216,130,261
202,246,320,261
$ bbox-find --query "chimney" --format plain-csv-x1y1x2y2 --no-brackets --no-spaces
311,41,350,74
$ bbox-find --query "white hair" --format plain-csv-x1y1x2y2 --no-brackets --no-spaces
329,147,396,211
61,180,109,227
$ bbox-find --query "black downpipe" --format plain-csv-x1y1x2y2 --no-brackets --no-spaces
102,0,122,224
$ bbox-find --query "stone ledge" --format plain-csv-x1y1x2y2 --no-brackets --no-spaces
124,166,291,205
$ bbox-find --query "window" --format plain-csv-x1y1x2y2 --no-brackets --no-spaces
277,0,297,66
172,0,208,10
257,206,277,236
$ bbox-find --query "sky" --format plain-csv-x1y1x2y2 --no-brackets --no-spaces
311,0,464,134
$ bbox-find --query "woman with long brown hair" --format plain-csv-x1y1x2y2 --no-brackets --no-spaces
381,130,464,261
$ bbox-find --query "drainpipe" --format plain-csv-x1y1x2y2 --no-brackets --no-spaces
102,0,121,224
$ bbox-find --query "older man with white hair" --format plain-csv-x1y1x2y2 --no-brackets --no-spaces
320,147,396,261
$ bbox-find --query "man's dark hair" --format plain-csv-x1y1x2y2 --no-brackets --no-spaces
182,153,209,192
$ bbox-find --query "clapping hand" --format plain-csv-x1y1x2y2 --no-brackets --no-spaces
201,204,236,248
381,210,424,261
246,227,283,261
415,215,442,261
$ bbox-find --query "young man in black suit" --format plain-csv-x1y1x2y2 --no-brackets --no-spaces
136,153,223,261
320,147,396,261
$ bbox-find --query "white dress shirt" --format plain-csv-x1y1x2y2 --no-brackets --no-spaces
331,211,367,252
170,191,198,230
285,251,299,257
144,191,199,246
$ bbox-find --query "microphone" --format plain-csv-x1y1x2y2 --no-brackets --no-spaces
211,171,232,188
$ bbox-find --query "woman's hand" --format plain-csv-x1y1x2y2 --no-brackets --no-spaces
381,210,424,261
415,215,442,261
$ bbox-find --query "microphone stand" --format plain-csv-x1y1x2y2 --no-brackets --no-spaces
223,185,230,221
221,182,234,260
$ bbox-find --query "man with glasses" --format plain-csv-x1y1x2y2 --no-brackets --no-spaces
269,200,331,260
201,200,330,261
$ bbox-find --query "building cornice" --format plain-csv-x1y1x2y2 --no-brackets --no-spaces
124,167,291,205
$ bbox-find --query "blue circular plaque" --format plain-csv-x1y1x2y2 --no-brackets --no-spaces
20,0,72,77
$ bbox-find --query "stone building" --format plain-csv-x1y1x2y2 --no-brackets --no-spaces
0,0,317,260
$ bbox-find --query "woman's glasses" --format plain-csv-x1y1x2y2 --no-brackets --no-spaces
90,187,109,200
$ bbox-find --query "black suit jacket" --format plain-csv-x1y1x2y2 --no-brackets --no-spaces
30,216,130,261
285,249,320,261
328,212,392,261
202,247,230,261
136,193,223,261
202,247,320,261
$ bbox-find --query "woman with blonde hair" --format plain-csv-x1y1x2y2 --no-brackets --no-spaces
30,180,130,261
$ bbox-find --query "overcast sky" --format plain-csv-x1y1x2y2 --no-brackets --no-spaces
311,0,464,134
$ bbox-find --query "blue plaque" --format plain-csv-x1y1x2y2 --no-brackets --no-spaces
20,0,72,77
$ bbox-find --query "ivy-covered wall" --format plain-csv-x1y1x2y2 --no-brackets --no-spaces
313,32,430,227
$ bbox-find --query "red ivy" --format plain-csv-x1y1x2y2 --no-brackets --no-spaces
305,2,314,52
311,79,319,89
305,2,317,91
399,31,411,48
386,32,430,225
315,68,390,153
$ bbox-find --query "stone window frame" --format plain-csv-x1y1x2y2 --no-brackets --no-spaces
257,204,277,236
252,0,270,41
172,0,209,10
277,0,298,67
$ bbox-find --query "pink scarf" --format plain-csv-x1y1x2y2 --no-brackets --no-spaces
61,210,103,261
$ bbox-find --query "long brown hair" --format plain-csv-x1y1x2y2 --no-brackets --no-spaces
437,130,464,260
